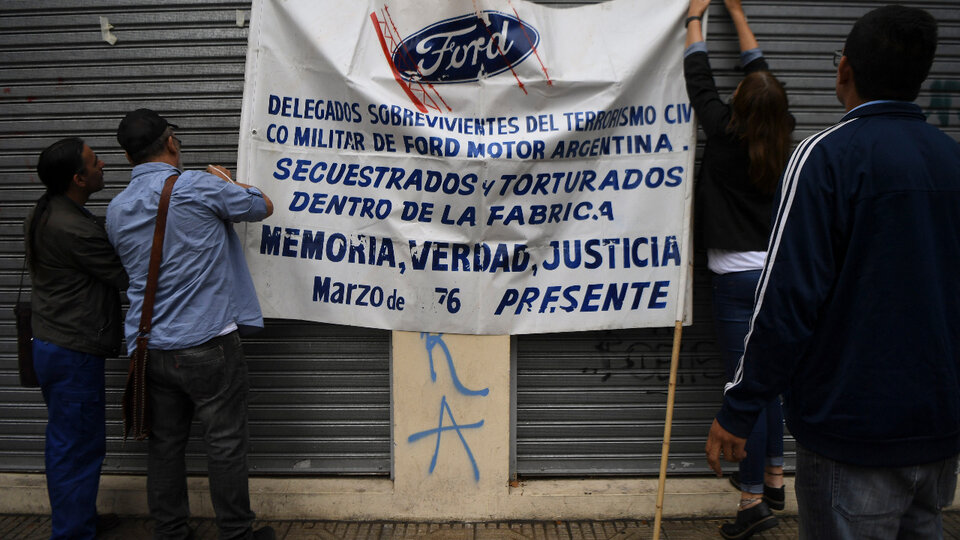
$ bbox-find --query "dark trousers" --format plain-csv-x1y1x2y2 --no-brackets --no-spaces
712,270,784,493
146,331,255,540
796,445,958,539
33,339,105,540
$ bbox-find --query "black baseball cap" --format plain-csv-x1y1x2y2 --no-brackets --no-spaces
116,108,179,156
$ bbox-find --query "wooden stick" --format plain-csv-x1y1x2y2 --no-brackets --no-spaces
653,320,684,540
652,11,701,534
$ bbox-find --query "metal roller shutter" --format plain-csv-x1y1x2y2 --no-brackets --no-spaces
516,0,960,477
0,0,390,476
2,0,958,480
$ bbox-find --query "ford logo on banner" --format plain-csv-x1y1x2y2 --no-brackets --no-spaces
392,11,540,84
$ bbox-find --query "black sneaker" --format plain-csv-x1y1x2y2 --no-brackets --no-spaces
719,500,779,539
729,472,786,511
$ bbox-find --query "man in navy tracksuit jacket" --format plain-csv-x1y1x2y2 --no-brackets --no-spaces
705,6,960,538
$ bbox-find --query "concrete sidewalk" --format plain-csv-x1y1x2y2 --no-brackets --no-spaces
3,512,960,539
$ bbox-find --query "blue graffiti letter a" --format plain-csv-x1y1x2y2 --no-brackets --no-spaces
407,395,484,482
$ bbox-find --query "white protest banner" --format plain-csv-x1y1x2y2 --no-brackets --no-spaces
238,0,695,334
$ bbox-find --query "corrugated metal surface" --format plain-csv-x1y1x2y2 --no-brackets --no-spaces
0,0,391,475
516,0,960,476
2,0,958,480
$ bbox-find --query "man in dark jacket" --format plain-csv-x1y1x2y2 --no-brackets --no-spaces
25,138,128,540
705,6,960,539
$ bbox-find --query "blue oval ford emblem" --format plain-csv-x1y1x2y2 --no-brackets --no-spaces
391,11,540,84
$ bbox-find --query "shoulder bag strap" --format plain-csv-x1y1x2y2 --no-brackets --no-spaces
16,248,27,304
124,173,178,441
137,174,179,343
18,197,42,305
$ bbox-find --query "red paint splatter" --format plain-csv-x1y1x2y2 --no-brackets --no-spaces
27,96,35,102
371,11,428,113
3,88,10,94
383,6,451,113
473,2,526,95
510,2,551,86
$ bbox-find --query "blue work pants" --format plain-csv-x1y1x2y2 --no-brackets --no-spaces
33,339,105,540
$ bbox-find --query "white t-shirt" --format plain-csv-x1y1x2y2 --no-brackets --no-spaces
707,249,766,274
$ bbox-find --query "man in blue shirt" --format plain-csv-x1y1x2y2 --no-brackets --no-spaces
107,108,275,540
705,6,960,539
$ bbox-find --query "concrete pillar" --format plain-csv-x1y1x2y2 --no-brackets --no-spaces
392,331,511,518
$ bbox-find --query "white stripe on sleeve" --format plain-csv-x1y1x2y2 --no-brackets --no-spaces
724,119,857,394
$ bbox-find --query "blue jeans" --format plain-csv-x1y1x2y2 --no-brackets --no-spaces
33,339,105,540
796,445,958,539
146,331,255,540
712,270,784,493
